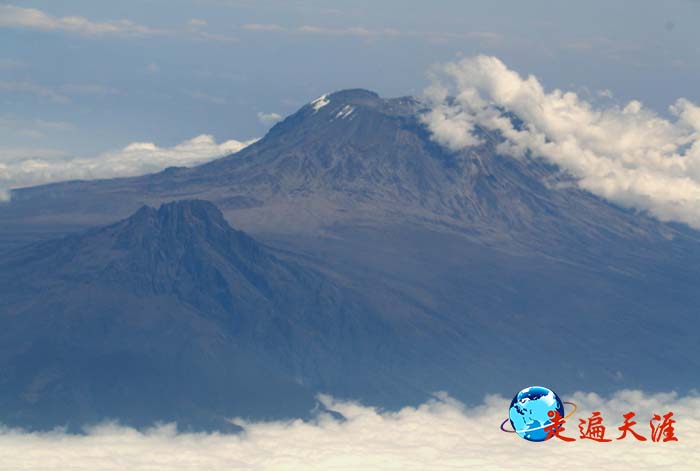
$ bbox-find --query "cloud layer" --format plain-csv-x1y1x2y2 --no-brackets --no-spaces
0,4,163,37
0,135,255,200
422,55,700,228
240,22,500,44
0,5,237,42
0,390,697,470
257,111,283,125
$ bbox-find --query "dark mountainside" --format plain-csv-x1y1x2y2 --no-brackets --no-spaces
0,89,699,430
0,200,400,430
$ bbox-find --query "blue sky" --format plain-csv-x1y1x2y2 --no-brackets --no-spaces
0,0,698,159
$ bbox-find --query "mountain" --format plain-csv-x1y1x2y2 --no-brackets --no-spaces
0,200,398,431
3,89,687,247
1,89,699,429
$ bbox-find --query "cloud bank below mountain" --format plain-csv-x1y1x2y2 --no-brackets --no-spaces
0,390,697,471
422,55,700,228
0,134,255,200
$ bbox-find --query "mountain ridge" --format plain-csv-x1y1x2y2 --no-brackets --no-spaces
1,90,699,431
0,199,408,431
4,88,689,244
2,88,695,246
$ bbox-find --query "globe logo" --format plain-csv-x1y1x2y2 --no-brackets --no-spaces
500,386,578,442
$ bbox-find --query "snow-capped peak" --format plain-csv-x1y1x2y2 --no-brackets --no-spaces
311,94,330,112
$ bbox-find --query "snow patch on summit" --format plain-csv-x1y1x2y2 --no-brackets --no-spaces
311,94,330,112
335,105,354,119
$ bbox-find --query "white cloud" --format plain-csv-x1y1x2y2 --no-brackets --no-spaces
185,18,238,42
193,31,239,43
241,23,378,36
0,115,74,141
242,23,384,37
242,23,284,32
422,55,700,228
241,23,499,44
191,90,227,105
0,135,256,200
0,4,164,37
60,83,120,96
0,5,235,42
420,31,503,45
297,25,379,37
187,18,208,32
257,111,283,125
0,81,120,102
0,81,70,104
0,391,697,470
0,147,69,161
5,5,507,45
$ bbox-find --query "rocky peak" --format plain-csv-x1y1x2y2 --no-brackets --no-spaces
155,199,229,232
112,199,251,254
